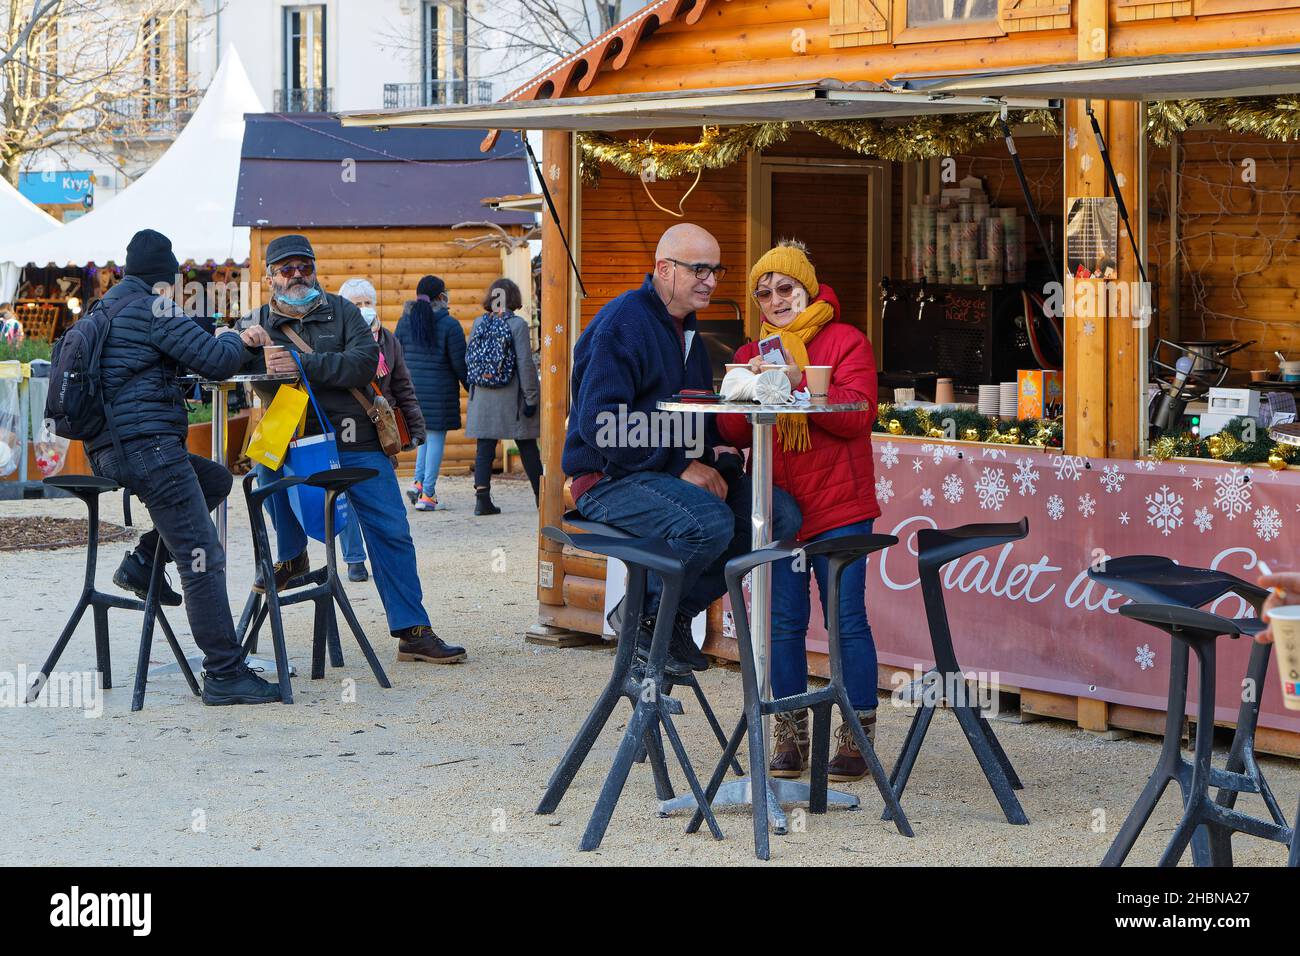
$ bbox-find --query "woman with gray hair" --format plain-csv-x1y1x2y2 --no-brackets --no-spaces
336,277,427,581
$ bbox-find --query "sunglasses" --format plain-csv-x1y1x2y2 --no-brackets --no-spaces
753,282,797,303
273,262,315,278
667,258,726,282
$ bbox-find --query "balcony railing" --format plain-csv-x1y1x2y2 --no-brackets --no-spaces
274,87,333,112
382,79,493,109
103,93,197,138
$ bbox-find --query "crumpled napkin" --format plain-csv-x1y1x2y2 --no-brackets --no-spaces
720,367,794,405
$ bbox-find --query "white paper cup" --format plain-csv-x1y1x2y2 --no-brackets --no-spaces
1268,605,1300,710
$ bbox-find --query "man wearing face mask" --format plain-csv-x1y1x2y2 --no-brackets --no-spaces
335,277,427,581
238,235,464,664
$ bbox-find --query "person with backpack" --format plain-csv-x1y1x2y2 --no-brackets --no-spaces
464,278,541,515
51,228,281,705
394,275,466,512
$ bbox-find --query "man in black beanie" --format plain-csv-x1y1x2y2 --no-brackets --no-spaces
87,228,283,705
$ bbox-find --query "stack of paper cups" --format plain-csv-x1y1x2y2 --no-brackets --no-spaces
978,384,1001,417
1000,381,1019,418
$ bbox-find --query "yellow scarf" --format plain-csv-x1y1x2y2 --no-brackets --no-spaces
760,299,835,453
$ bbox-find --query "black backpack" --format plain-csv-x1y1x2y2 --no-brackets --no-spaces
45,291,150,447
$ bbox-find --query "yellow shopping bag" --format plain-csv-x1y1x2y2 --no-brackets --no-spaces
245,384,310,469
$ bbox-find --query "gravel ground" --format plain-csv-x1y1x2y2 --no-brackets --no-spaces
1,473,1297,866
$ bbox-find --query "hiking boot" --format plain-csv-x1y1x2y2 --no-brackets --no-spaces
414,493,439,512
347,562,369,583
406,481,422,505
769,709,809,778
670,612,709,671
633,614,691,677
474,487,500,516
202,665,282,706
113,550,181,607
827,710,878,782
252,550,310,594
394,625,466,663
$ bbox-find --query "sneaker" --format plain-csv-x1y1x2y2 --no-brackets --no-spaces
633,615,692,677
394,624,466,663
113,550,182,607
406,481,422,505
252,550,310,594
414,494,438,512
670,612,710,672
347,562,369,583
202,665,282,705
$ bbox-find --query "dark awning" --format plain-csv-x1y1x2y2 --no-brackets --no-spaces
890,47,1300,101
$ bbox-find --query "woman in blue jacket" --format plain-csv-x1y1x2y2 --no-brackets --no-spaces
394,275,467,511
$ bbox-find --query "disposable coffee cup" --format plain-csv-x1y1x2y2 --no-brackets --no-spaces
1267,605,1300,710
935,378,955,405
805,366,832,403
264,344,285,371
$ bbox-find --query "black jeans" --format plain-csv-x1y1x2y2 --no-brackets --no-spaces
474,438,542,499
90,435,244,677
135,453,232,565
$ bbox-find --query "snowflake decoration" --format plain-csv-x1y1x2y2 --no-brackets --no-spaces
1068,126,1079,149
942,473,965,504
981,447,1008,460
1178,464,1187,475
920,488,935,508
1212,467,1253,521
875,476,895,506
1193,507,1213,534
1145,484,1184,536
974,467,1010,511
1082,320,1097,336
1053,454,1086,481
1012,457,1040,496
1078,493,1097,517
880,442,900,469
543,334,553,347
1192,477,1204,490
1254,504,1282,542
1119,512,1130,525
921,443,957,466
1135,644,1155,671
553,324,564,334
1047,494,1065,521
1100,465,1125,494
912,458,924,473
1138,460,1157,472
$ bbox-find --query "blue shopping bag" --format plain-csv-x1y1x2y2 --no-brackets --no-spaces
282,353,352,542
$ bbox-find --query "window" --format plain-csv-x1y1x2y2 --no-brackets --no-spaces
282,4,326,110
421,1,467,104
905,0,999,27
890,0,1005,43
27,15,58,101
142,11,188,117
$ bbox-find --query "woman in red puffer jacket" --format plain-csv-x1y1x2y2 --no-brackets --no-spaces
716,239,880,784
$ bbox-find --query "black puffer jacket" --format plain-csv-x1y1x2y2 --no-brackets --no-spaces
394,301,467,432
89,275,249,453
238,292,381,451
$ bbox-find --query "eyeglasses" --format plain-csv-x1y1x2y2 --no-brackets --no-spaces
273,262,315,278
666,258,726,282
753,282,797,303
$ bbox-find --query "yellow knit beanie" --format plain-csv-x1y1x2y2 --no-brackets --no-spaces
749,239,819,298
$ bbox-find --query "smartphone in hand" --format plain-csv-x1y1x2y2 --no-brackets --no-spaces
757,334,792,367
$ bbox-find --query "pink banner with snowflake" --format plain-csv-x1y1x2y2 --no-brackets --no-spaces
807,439,1300,732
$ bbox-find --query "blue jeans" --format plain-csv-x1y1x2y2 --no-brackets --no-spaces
339,509,366,566
578,471,802,618
771,519,878,711
91,436,244,676
255,451,430,633
414,431,448,496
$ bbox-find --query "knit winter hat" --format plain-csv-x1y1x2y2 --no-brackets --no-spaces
748,239,818,298
125,228,181,286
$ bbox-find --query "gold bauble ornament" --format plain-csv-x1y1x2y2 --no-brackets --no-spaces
887,419,904,435
1207,435,1224,459
927,427,945,439
963,427,980,442
1150,436,1178,462
1005,427,1020,444
1269,453,1288,471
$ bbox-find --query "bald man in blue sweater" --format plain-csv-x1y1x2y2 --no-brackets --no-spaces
563,224,802,675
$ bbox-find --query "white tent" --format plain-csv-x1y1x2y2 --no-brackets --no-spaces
0,46,263,277
0,177,60,303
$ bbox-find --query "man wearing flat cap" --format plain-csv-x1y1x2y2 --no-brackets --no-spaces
238,234,464,664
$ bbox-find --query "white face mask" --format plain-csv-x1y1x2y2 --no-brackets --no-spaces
359,306,378,326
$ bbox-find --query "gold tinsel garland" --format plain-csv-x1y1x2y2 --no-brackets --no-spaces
578,110,1058,184
1147,96,1300,148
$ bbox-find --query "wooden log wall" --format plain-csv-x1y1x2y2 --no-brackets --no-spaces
250,226,528,476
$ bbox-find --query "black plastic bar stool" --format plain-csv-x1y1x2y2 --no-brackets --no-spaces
237,468,391,703
28,475,196,709
1115,603,1291,866
685,535,913,860
887,518,1031,826
1088,556,1292,866
535,524,724,852
562,510,742,783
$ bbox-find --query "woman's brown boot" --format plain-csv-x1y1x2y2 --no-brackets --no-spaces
768,709,809,779
827,710,877,782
